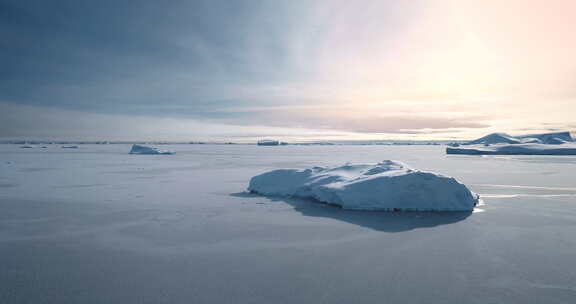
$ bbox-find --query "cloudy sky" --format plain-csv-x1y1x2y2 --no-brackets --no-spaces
1,0,575,141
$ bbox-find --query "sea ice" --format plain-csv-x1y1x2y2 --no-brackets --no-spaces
248,160,478,211
129,144,175,155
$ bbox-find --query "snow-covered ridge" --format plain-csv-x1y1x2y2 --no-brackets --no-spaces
248,160,478,211
129,144,175,155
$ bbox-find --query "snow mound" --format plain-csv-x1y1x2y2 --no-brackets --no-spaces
129,144,175,155
248,160,478,211
447,143,576,155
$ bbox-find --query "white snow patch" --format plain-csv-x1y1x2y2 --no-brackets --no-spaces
248,160,478,211
129,144,175,155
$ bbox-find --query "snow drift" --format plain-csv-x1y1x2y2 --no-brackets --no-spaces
248,160,478,211
129,144,175,155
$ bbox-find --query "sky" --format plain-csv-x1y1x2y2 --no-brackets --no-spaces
1,0,575,142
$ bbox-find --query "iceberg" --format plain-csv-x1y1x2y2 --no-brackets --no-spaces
248,160,478,211
466,131,573,145
447,143,576,155
129,144,175,155
467,133,522,145
257,139,281,146
449,131,576,155
517,131,573,144
61,145,79,149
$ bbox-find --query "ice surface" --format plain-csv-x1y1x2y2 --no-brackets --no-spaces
129,144,175,155
447,143,576,155
248,160,478,211
2,144,576,304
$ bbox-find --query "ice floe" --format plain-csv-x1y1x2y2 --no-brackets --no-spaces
248,160,478,211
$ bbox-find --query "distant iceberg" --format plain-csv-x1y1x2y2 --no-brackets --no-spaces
447,143,576,155
61,145,79,149
467,133,522,145
129,144,175,155
248,160,478,211
466,131,573,145
257,139,281,146
449,131,576,155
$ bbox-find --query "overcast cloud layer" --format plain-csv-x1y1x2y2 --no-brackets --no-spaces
1,0,575,141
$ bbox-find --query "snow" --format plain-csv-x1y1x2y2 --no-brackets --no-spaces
248,160,478,211
129,144,175,155
447,143,576,155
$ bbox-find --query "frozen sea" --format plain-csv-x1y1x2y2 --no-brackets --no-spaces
1,144,576,304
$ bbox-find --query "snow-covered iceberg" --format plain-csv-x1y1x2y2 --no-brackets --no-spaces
449,131,576,155
447,143,576,155
468,133,522,145
248,160,478,211
466,131,573,145
129,144,175,155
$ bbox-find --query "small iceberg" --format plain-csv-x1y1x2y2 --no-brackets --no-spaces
257,139,281,146
20,145,35,148
129,144,175,155
61,145,79,149
248,160,478,211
